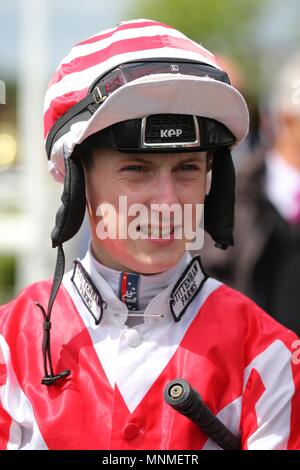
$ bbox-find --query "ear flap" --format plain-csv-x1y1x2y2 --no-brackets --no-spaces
51,156,86,248
204,148,235,249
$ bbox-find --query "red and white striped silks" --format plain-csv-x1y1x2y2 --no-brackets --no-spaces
0,254,299,450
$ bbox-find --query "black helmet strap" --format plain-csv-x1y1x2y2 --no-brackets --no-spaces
37,156,86,386
36,245,71,385
204,148,235,249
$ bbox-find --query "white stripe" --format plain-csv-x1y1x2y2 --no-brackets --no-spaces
44,47,219,113
0,335,48,450
7,421,22,450
58,26,190,66
244,340,294,450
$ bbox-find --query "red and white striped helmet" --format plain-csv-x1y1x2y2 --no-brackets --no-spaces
44,19,249,182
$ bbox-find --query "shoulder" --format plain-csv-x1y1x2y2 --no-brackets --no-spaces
0,279,51,311
202,280,299,357
202,278,262,315
206,280,295,332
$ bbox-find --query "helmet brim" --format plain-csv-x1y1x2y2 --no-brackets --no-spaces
49,73,249,182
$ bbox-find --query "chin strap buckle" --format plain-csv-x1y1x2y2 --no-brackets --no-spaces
93,86,107,104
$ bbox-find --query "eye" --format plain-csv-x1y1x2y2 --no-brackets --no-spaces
121,165,148,172
176,164,200,171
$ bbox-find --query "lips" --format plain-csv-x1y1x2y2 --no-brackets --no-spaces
138,225,177,237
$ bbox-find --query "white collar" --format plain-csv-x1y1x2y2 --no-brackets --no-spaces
89,245,191,312
69,249,206,327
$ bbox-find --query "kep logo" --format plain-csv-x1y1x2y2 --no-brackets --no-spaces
160,128,183,138
0,80,6,104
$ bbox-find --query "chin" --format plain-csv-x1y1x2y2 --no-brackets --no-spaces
94,239,186,274
132,249,185,274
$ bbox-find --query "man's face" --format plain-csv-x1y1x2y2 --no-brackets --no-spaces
84,148,208,274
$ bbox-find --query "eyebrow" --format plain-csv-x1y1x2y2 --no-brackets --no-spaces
119,155,205,166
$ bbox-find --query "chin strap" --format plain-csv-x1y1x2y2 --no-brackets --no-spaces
35,156,86,386
35,245,71,386
204,148,235,249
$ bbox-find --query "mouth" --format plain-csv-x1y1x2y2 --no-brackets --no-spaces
138,225,177,238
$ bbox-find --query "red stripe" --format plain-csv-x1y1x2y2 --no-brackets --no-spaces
240,368,265,449
121,273,128,303
48,34,214,87
0,341,11,449
76,20,172,46
44,87,88,138
0,407,12,450
0,341,10,449
0,364,6,387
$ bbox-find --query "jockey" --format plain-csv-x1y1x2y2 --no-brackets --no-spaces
0,19,299,450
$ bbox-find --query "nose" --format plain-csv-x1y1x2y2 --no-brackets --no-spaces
150,171,180,206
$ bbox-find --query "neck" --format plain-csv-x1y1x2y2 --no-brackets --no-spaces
90,241,130,272
90,240,179,275
89,247,190,313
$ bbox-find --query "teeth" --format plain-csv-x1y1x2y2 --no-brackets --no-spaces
139,226,173,237
152,227,171,237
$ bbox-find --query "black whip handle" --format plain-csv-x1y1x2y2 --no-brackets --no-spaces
164,378,240,450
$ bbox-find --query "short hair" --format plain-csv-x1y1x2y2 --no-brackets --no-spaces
73,132,106,171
